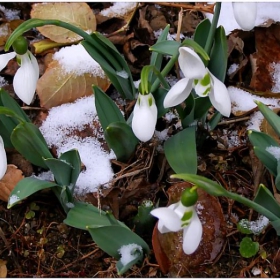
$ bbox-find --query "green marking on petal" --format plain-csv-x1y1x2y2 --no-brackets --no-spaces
181,221,190,227
148,96,153,107
193,79,198,85
200,72,210,86
181,210,193,222
202,86,211,96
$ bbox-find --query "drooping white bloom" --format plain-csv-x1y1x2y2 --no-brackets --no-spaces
164,47,231,117
0,136,7,180
132,92,158,142
0,50,39,105
150,201,203,255
232,2,257,31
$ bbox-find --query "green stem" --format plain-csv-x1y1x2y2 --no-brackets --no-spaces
204,2,221,56
5,19,122,71
150,53,179,93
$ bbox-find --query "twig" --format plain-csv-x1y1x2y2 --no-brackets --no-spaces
217,116,251,126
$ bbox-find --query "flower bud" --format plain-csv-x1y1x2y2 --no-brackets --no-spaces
12,36,28,55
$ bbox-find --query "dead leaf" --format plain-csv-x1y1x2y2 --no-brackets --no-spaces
0,164,24,202
261,108,280,144
153,182,226,276
36,60,110,109
31,3,96,43
0,260,7,278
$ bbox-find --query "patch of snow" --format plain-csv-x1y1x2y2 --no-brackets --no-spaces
118,243,142,266
0,4,20,20
251,267,261,276
33,171,54,182
266,146,280,160
239,215,269,235
66,202,75,209
100,2,137,17
9,194,20,205
227,63,239,75
246,111,263,131
206,3,280,35
153,29,185,41
155,128,169,142
0,76,8,87
116,70,129,79
39,95,116,195
270,62,280,93
53,44,106,78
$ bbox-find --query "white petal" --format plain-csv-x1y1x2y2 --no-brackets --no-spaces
163,78,192,108
0,136,7,180
182,212,203,254
232,2,257,31
0,52,16,72
150,207,182,232
209,72,231,117
178,47,206,80
13,51,39,105
132,93,157,142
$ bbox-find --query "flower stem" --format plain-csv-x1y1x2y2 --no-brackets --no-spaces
204,2,221,56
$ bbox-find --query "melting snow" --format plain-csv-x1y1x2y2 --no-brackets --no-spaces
0,4,20,20
100,2,138,17
118,243,142,266
266,146,280,160
239,215,269,235
53,44,106,77
9,194,20,205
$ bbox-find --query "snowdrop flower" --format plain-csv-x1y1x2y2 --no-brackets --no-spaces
132,92,158,142
0,37,39,105
0,136,7,180
164,47,231,117
232,2,257,31
151,200,202,255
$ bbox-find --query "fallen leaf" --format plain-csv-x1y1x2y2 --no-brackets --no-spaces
0,260,7,278
31,3,96,43
260,108,280,144
0,164,24,202
36,59,110,108
153,182,226,276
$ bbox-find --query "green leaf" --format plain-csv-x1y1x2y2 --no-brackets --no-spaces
254,184,280,217
164,126,197,174
181,94,195,128
256,101,280,137
275,161,280,191
87,225,150,259
0,88,30,122
270,219,280,235
11,122,54,168
59,149,81,188
153,87,169,118
253,146,277,176
104,121,139,162
239,237,259,258
0,106,26,123
237,219,253,234
248,129,279,148
8,177,58,208
64,201,123,230
94,85,125,132
208,26,228,82
44,157,73,186
193,96,212,120
150,40,181,56
208,111,222,131
193,18,211,48
171,173,228,196
150,25,170,84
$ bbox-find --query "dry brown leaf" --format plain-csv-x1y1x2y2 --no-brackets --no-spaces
261,108,280,144
37,60,110,109
0,164,24,202
0,260,7,278
31,3,96,43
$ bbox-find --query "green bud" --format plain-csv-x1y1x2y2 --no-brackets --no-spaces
180,186,198,207
12,36,28,55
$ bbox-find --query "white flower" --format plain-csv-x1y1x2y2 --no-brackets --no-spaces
0,50,39,105
150,201,202,255
132,92,158,142
164,47,231,117
0,136,7,180
232,2,257,31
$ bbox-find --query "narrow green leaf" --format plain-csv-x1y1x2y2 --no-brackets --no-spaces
0,120,13,148
59,149,81,188
164,126,197,174
0,106,26,123
254,184,280,217
0,88,30,122
256,101,280,137
94,85,125,132
208,26,228,82
149,24,170,84
153,88,169,118
11,122,53,168
105,121,139,162
181,94,195,128
270,219,280,235
208,111,222,131
44,157,73,186
193,96,212,120
248,129,279,148
8,177,58,208
253,146,277,176
87,225,150,259
193,18,211,48
150,40,181,56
